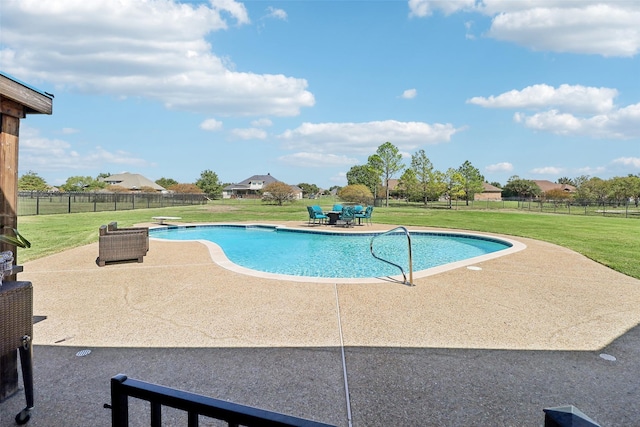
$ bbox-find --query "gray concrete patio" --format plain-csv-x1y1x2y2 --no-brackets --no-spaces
2,221,640,426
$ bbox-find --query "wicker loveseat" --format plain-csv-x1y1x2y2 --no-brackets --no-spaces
97,222,149,266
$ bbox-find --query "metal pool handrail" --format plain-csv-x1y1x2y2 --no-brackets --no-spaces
370,226,414,286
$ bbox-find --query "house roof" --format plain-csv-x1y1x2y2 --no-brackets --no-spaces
224,173,281,191
387,179,399,190
482,182,502,193
237,174,280,185
532,180,576,193
101,172,165,191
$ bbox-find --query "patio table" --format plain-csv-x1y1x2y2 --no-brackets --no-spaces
326,211,341,225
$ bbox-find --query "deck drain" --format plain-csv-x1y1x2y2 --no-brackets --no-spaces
599,353,616,361
76,349,91,357
467,266,482,271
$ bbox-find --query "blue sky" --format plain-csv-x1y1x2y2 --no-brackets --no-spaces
2,0,639,189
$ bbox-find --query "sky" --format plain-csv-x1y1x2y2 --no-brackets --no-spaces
1,0,639,190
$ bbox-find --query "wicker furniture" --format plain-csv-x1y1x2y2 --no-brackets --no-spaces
0,281,34,424
97,223,149,266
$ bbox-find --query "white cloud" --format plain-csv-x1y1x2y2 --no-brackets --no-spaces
251,118,273,127
514,103,640,139
576,165,606,176
468,84,618,114
401,88,417,99
61,127,79,134
265,6,287,21
19,126,151,173
485,162,513,173
330,172,347,184
530,166,564,175
612,157,640,168
471,84,640,139
278,153,358,168
200,118,223,131
487,3,640,57
408,0,475,17
1,0,314,117
279,120,462,155
409,1,640,57
230,128,268,140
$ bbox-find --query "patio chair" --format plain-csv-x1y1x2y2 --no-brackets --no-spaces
107,222,149,252
97,224,149,266
332,204,343,212
307,206,328,226
336,206,356,227
355,206,373,225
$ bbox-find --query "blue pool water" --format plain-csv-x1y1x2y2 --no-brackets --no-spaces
150,225,511,279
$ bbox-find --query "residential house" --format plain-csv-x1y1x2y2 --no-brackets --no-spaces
475,182,503,201
532,180,576,194
223,173,302,199
100,172,166,192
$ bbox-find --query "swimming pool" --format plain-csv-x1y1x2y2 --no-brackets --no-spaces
150,225,524,282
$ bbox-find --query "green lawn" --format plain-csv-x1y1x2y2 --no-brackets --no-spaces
14,198,640,280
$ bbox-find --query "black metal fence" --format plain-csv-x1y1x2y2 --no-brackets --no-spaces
108,374,336,427
17,191,207,216
392,198,640,219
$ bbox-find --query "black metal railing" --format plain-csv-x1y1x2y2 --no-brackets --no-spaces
107,374,337,427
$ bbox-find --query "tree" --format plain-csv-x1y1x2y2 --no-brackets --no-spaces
376,142,404,207
557,176,575,185
168,183,203,193
337,184,373,205
397,168,421,202
156,177,178,189
575,177,609,205
489,181,502,189
60,176,105,192
502,176,541,199
457,160,484,205
410,149,434,205
262,181,296,205
196,170,223,199
97,172,111,179
543,188,572,206
298,183,320,198
443,168,465,208
107,185,130,193
18,171,48,191
608,176,638,206
346,164,380,197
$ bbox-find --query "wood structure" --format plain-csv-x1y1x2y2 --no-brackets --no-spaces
0,72,53,401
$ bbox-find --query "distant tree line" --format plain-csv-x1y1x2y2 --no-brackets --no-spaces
343,142,484,208
501,175,640,206
18,170,225,199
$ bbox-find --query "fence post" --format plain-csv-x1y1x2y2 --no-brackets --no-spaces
36,194,40,215
110,374,129,427
68,194,71,213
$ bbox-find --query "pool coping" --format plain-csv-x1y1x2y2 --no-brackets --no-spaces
149,223,527,284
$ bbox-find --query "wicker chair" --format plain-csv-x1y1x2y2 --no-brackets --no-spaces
97,223,149,266
107,222,149,252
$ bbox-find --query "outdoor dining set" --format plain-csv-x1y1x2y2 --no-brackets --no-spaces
306,204,373,227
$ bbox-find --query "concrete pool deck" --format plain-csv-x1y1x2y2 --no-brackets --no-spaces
2,221,640,425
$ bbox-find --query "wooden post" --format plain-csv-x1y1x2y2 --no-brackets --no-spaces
0,105,21,259
0,102,22,401
0,73,53,402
